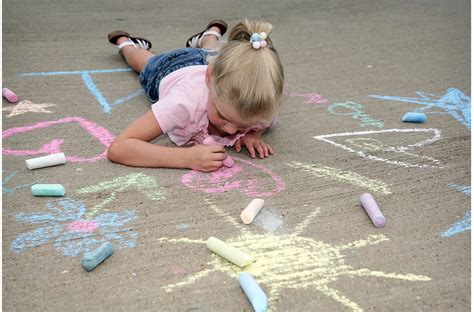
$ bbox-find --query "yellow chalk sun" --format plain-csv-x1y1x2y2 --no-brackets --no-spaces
158,199,430,311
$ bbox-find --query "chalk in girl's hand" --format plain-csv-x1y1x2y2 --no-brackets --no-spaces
402,112,427,123
31,184,65,197
360,193,386,228
25,153,67,170
206,236,254,267
81,242,115,272
241,198,265,224
203,137,234,167
2,88,18,103
239,272,268,312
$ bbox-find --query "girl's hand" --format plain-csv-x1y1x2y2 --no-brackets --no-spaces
188,144,227,172
234,133,273,159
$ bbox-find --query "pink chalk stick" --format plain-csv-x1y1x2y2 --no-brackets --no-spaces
359,193,386,228
2,88,18,103
203,136,234,167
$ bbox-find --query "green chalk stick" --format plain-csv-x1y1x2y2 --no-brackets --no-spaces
31,184,65,197
207,236,254,267
81,242,115,272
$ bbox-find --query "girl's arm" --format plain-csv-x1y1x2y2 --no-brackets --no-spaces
107,111,227,171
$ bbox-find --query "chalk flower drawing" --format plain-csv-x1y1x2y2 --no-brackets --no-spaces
158,199,431,311
314,128,445,169
11,198,138,257
441,184,471,237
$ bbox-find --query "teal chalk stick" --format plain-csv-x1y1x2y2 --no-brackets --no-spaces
81,242,115,272
31,184,65,197
239,272,268,312
402,112,427,123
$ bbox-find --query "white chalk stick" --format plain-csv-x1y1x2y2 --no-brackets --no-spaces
25,153,66,170
241,198,265,224
360,193,386,228
207,236,254,267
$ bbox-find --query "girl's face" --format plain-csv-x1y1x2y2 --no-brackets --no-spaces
207,93,252,136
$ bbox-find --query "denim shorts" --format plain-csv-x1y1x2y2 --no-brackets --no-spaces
139,48,216,103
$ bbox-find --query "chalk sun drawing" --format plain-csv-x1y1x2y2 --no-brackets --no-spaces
158,199,431,311
76,172,166,218
287,162,392,195
369,88,471,130
2,116,115,162
2,100,56,118
19,68,144,114
11,198,138,257
181,157,285,197
327,101,384,128
2,170,40,194
314,128,445,169
441,184,471,237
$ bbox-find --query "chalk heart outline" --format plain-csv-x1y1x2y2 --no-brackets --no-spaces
181,157,285,197
2,116,115,162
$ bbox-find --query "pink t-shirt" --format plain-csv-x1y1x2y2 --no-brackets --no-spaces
151,65,269,147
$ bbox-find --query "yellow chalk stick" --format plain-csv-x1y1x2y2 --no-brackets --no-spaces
207,236,254,267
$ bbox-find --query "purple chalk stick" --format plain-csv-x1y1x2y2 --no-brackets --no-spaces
360,193,386,228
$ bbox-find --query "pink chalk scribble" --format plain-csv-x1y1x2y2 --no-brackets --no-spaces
284,90,329,104
181,157,285,197
67,220,99,233
2,116,115,162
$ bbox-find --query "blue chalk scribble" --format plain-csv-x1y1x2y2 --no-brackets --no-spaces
441,184,471,237
19,69,144,114
2,170,39,194
369,88,471,130
11,197,138,257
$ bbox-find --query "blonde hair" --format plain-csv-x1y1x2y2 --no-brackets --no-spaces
209,19,284,123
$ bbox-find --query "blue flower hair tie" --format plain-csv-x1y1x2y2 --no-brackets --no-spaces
250,32,268,49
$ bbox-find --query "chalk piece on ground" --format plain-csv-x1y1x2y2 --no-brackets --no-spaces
25,153,66,170
402,112,427,123
2,88,18,103
203,136,234,167
81,242,115,272
241,198,265,224
206,236,254,267
239,272,268,312
360,193,386,228
31,184,65,197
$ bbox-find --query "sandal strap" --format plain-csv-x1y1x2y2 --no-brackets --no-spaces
116,39,136,51
188,30,222,48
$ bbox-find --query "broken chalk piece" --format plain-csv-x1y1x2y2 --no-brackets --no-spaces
2,88,18,103
206,236,254,267
241,198,265,224
360,193,386,228
81,242,115,272
402,112,427,123
25,153,66,170
31,184,65,197
203,136,234,167
239,272,268,312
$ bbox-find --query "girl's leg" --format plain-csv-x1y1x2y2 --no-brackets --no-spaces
116,37,154,73
199,26,223,50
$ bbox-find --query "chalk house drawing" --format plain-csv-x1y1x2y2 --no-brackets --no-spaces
181,157,285,197
369,88,471,130
11,198,138,257
158,199,431,311
19,69,144,114
441,184,471,237
314,128,445,169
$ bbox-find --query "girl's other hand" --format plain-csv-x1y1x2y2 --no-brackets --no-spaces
234,134,273,159
188,144,227,172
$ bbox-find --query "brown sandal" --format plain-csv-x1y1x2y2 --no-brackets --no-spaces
186,20,228,48
108,30,152,50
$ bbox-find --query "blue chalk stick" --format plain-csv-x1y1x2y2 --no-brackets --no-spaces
31,184,65,197
81,242,115,272
239,272,268,312
402,112,427,123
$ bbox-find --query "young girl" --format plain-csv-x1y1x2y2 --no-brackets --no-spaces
106,19,284,172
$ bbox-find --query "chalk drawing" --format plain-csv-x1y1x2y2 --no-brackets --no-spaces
284,90,329,104
314,128,445,169
76,173,166,218
157,199,431,311
2,100,56,118
369,88,471,130
2,170,39,194
181,157,285,197
327,101,384,128
19,68,144,114
287,162,392,194
253,206,287,233
441,184,471,237
2,116,115,162
11,197,138,257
